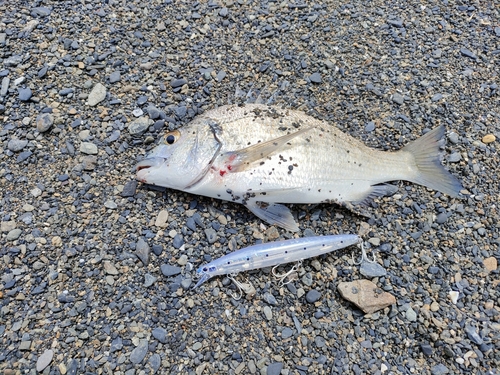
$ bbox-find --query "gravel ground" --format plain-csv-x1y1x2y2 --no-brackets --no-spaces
1,0,499,374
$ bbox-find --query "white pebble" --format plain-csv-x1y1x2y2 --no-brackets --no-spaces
449,290,459,304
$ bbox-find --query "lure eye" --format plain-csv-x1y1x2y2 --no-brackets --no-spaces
164,130,181,145
202,267,208,272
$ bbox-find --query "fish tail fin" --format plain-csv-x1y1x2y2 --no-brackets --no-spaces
402,125,462,197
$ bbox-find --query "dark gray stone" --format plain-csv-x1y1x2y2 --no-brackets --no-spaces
152,327,167,343
171,78,187,88
161,264,181,277
173,234,184,249
130,340,148,364
305,289,321,303
7,139,28,152
309,72,322,83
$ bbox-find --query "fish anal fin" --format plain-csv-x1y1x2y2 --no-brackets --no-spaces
353,184,399,207
246,201,299,232
219,127,314,173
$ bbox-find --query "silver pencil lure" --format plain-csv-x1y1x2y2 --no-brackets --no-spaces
193,234,360,289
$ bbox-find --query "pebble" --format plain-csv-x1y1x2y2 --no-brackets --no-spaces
448,291,459,304
263,306,273,320
36,349,54,372
338,280,396,314
171,78,187,88
135,238,150,265
6,229,22,241
87,83,107,106
483,257,497,272
360,261,387,278
104,261,119,275
144,273,157,287
152,327,167,343
481,134,495,144
204,228,218,243
149,354,161,373
430,364,449,375
7,139,28,152
121,180,138,197
155,210,169,227
405,307,417,322
1,77,9,97
109,71,121,83
128,117,151,136
130,339,149,364
305,289,321,303
392,92,404,105
266,362,283,375
172,234,184,249
80,142,98,155
36,113,54,132
161,264,181,277
18,87,32,101
309,73,322,83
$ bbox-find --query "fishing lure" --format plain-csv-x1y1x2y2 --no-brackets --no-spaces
193,234,361,289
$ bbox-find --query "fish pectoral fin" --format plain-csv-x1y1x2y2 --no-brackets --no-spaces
219,126,314,173
246,201,299,232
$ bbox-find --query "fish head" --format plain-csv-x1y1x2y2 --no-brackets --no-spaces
136,120,222,189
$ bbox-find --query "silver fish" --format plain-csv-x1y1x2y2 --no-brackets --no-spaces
136,104,462,231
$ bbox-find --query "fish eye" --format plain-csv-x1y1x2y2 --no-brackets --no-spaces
164,130,181,145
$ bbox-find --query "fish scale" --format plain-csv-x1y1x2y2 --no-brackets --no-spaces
136,103,462,231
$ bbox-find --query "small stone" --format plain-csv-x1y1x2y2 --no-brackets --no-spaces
431,93,443,102
263,306,272,320
177,254,188,266
121,180,137,197
130,339,148,364
128,117,152,136
266,362,283,375
1,221,16,232
464,324,483,345
448,290,459,304
149,354,161,373
360,261,387,278
338,279,396,314
82,155,97,171
103,261,119,275
421,343,433,356
161,264,181,277
364,121,375,132
309,73,322,83
171,78,188,88
19,340,31,350
155,210,169,227
430,364,449,375
482,134,495,144
104,200,117,209
483,257,497,272
263,292,278,306
136,238,150,266
305,289,321,303
36,349,54,372
7,139,28,152
80,142,98,155
109,71,121,83
144,273,157,287
172,234,184,249
460,48,476,59
447,152,461,163
392,92,404,105
36,113,54,132
405,307,417,322
18,87,32,101
87,83,107,106
152,327,167,343
216,70,226,82
204,228,218,244
281,327,293,339
7,229,22,241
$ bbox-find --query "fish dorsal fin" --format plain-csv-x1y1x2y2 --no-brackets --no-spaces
218,126,314,173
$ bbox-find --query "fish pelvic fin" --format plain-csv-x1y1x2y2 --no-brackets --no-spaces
402,125,463,197
246,201,299,232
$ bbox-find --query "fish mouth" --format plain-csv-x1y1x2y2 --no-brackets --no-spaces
135,157,166,182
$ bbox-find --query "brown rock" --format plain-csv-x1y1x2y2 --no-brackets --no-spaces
338,279,396,314
482,134,496,144
103,261,119,275
484,257,497,272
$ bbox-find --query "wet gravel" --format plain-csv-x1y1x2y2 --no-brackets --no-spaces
1,0,499,374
